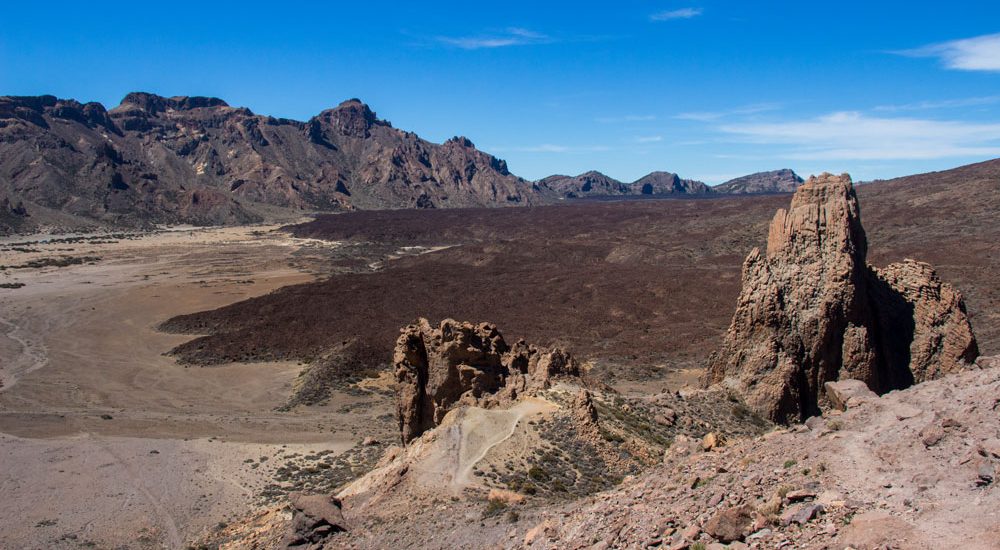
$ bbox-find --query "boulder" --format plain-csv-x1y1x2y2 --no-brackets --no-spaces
283,492,347,548
824,379,877,411
703,504,755,543
394,318,579,444
705,173,978,423
780,503,824,526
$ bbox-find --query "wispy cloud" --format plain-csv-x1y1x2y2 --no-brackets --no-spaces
718,111,1000,160
874,95,1000,112
491,144,611,153
635,135,663,143
894,32,1000,72
436,28,552,49
675,103,781,121
650,8,703,21
595,114,657,123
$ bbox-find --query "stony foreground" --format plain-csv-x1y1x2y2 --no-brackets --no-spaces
531,358,1000,549
202,358,1000,549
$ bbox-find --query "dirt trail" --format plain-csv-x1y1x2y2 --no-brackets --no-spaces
453,398,555,486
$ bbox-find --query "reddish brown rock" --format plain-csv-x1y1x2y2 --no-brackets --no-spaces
704,504,755,543
705,173,978,423
394,318,579,444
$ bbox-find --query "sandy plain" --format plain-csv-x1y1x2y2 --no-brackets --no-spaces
0,225,386,549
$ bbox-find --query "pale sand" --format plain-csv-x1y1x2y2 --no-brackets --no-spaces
0,224,377,548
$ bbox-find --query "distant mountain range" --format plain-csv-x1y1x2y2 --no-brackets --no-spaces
0,92,804,233
535,169,804,199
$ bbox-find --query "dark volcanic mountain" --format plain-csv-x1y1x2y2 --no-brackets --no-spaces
538,170,709,198
712,168,803,194
0,93,536,232
632,171,711,195
537,171,630,197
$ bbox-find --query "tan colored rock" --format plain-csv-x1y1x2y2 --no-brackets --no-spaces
701,432,723,451
574,389,599,425
871,259,979,381
705,173,978,423
394,318,579,444
283,492,347,548
824,379,877,411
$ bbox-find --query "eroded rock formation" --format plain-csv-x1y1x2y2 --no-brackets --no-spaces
394,318,579,444
705,173,978,423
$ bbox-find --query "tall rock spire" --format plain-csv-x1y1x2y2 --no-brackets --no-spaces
704,173,978,423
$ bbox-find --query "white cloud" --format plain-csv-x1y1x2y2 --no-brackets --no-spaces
675,103,780,121
719,111,1000,160
595,114,657,123
874,95,1000,112
895,32,1000,72
436,28,551,49
635,135,663,143
650,8,703,21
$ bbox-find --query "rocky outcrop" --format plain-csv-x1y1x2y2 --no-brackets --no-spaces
0,93,536,231
705,173,978,423
282,492,347,548
394,318,579,444
713,169,803,194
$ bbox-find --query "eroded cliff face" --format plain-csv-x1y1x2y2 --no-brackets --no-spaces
705,173,978,423
394,318,579,444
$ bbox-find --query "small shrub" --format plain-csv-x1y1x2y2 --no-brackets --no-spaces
482,498,508,518
528,466,550,482
783,459,797,469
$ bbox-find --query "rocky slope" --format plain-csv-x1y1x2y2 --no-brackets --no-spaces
198,351,1000,549
537,170,710,198
704,173,978,423
514,356,1000,550
0,93,536,232
713,169,803,194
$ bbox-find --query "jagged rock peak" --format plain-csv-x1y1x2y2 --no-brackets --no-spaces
394,318,579,444
313,98,386,137
764,172,867,262
119,92,229,113
704,173,978,423
445,136,475,148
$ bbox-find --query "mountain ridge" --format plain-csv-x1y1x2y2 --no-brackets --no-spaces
0,93,536,232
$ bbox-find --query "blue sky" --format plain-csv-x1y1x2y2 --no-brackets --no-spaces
3,1,1000,183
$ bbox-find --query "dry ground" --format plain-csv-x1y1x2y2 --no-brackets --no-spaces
0,225,395,549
